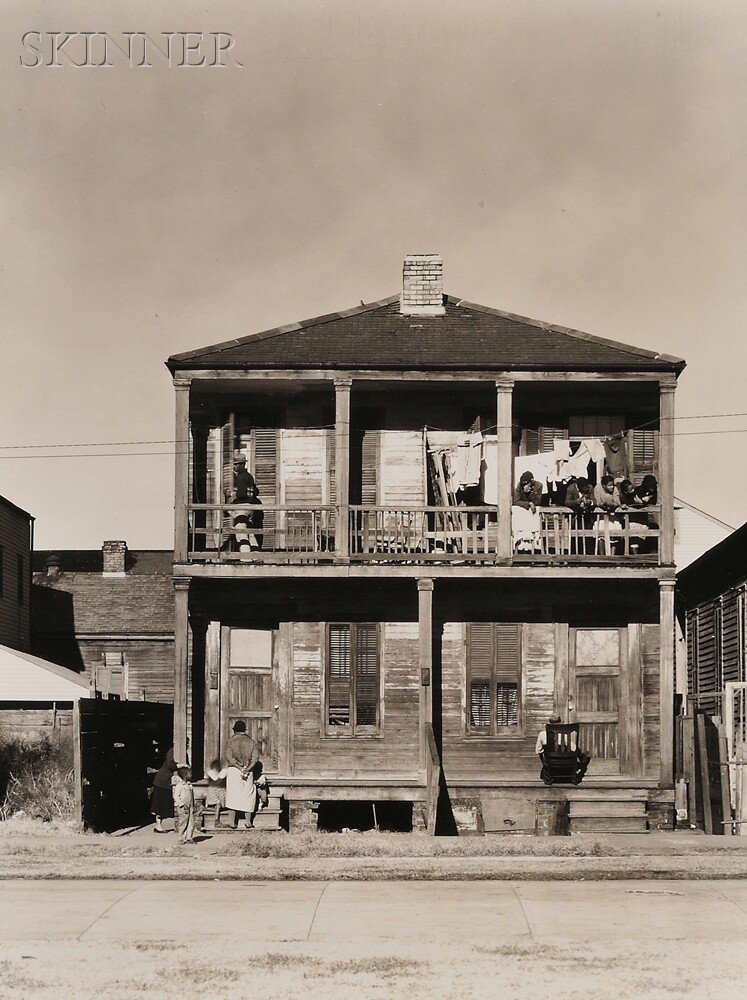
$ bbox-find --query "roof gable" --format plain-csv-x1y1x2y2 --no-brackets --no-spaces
167,295,685,374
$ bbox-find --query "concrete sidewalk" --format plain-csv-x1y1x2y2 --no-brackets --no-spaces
2,879,746,944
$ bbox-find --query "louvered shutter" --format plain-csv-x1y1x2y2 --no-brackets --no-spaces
220,413,236,543
468,623,493,731
328,624,351,728
629,428,658,482
327,429,336,505
538,427,568,454
697,601,720,714
361,430,379,504
494,624,520,727
687,609,698,698
252,426,278,548
522,429,540,456
354,624,379,727
721,591,742,685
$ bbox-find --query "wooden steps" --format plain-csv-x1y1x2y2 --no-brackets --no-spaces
199,794,283,833
569,795,648,834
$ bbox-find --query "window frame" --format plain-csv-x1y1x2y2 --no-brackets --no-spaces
323,622,382,738
466,622,524,738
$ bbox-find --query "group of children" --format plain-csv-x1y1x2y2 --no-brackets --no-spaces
168,759,270,845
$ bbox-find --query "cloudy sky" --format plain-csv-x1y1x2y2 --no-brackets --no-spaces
2,0,746,547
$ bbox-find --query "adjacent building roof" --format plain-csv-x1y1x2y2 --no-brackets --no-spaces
677,521,747,608
32,550,174,636
0,643,89,702
167,295,686,374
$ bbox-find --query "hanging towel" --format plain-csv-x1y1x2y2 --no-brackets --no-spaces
565,443,592,479
514,452,555,489
481,438,499,505
553,438,572,462
582,438,606,463
457,433,482,488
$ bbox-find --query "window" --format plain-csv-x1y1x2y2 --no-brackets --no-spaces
467,623,522,735
17,555,24,605
326,623,380,734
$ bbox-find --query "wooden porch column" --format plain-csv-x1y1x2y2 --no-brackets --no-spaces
659,382,676,566
204,620,221,770
173,577,190,764
334,377,352,562
659,579,676,787
418,577,434,773
174,379,191,563
496,378,514,561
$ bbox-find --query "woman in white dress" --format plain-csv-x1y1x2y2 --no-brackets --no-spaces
225,720,259,829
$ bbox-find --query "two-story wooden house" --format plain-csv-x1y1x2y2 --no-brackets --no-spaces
166,255,685,833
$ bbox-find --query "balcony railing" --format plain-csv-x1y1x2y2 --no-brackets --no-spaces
187,503,336,562
349,506,499,562
184,503,660,565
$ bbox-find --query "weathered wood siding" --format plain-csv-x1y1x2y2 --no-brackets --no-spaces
290,621,420,777
442,622,556,779
279,429,331,504
0,502,31,652
77,640,175,703
378,431,425,505
641,623,661,778
442,620,662,781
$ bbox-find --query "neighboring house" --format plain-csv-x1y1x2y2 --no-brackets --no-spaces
677,522,747,718
166,253,685,832
32,541,175,703
0,642,89,737
0,494,33,652
674,498,734,572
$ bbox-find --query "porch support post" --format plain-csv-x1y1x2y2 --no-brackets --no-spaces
659,579,676,787
418,577,434,774
173,577,191,765
659,383,676,566
496,378,514,561
334,377,352,563
204,619,221,770
174,379,191,563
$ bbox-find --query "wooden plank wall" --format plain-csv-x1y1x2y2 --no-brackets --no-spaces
0,503,31,652
641,623,661,778
280,429,329,504
290,621,420,777
379,431,426,504
0,705,74,738
77,639,175,704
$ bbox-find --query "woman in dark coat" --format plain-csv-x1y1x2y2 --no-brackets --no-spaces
150,747,177,832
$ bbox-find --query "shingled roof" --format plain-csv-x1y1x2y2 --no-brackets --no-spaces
167,295,685,374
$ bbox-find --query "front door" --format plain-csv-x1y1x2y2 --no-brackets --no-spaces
221,628,274,766
570,628,625,775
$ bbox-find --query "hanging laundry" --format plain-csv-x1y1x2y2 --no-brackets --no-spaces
582,438,606,464
553,438,572,462
564,443,592,479
457,432,482,488
515,451,557,488
603,435,628,479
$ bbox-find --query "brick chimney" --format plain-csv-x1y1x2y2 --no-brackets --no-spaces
400,253,445,316
44,553,61,578
102,540,127,576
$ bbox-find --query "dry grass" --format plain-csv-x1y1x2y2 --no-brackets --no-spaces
0,937,737,999
0,732,75,823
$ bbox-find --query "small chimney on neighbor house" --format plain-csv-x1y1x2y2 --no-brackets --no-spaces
44,553,61,578
102,540,127,576
400,253,445,316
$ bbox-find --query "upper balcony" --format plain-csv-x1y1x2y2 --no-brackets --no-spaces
174,377,672,571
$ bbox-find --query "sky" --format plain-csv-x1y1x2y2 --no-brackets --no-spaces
2,0,746,548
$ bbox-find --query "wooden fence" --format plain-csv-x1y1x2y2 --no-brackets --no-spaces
73,699,173,832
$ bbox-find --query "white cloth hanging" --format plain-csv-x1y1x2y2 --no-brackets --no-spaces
553,438,572,461
481,437,499,505
582,438,606,463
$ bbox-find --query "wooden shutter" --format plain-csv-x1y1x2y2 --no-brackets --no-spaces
721,591,742,685
696,601,720,713
252,426,278,547
328,624,351,728
538,427,568,454
354,624,379,728
629,428,658,481
361,430,379,504
98,652,125,699
467,624,494,731
327,429,336,505
494,624,520,727
687,609,698,698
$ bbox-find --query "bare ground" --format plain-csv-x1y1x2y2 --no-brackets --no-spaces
0,936,742,999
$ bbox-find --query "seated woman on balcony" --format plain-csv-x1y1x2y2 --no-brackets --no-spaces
624,475,658,554
512,472,543,552
592,475,624,554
